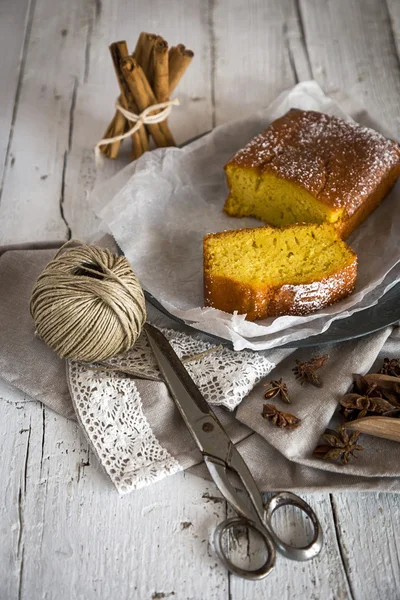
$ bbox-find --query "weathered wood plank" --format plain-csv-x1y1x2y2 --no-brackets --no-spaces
284,0,313,83
331,492,400,599
299,0,400,137
0,0,32,186
0,0,91,244
212,0,306,125
0,399,228,600
386,0,400,66
0,391,40,600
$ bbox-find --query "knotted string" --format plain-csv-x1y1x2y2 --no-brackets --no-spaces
94,97,180,167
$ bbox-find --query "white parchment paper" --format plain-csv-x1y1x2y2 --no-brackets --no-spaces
91,81,400,350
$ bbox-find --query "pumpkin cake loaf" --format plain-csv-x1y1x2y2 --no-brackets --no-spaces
203,223,357,320
224,109,400,238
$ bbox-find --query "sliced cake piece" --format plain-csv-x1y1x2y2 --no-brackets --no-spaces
224,109,400,238
203,223,357,320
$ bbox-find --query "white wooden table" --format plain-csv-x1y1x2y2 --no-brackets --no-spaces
1,1,400,598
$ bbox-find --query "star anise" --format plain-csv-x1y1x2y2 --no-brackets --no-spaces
262,404,301,429
292,354,329,388
264,377,290,403
378,358,400,378
313,427,364,464
339,393,395,420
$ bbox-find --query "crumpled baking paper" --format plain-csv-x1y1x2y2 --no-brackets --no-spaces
91,81,400,350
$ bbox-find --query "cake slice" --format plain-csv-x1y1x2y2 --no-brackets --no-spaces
224,109,400,238
203,223,357,320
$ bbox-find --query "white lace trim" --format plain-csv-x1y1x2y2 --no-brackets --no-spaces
68,361,182,494
67,327,275,494
103,328,275,410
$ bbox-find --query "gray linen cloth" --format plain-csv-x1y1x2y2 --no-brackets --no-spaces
1,245,400,493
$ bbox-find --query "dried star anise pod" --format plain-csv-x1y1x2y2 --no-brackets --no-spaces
292,354,329,387
378,358,400,378
261,404,301,429
264,377,290,403
339,393,395,420
313,427,364,465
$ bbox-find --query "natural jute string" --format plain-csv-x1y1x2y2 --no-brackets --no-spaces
30,241,147,362
94,97,180,167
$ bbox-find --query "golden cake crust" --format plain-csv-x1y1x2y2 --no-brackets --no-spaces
203,227,358,321
225,109,400,235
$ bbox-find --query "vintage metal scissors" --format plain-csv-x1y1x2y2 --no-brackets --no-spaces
145,323,323,580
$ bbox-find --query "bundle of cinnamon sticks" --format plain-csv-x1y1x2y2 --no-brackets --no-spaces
99,32,194,162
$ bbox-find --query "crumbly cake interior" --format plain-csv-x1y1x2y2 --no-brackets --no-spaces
204,223,354,288
224,109,400,234
225,168,344,227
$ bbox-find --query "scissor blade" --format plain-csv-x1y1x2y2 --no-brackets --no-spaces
144,323,231,458
145,323,210,416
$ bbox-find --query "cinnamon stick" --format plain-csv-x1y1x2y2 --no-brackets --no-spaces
120,56,175,148
134,31,157,83
99,110,123,159
153,36,169,103
99,42,129,158
109,40,148,159
133,117,149,160
168,44,194,94
133,31,147,64
151,36,170,151
132,32,157,150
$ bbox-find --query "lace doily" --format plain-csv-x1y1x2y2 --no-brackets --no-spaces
68,361,182,493
67,327,275,493
103,328,275,410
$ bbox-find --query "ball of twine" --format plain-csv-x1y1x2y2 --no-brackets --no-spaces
30,241,147,362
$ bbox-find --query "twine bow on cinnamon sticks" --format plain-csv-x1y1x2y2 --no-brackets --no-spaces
95,33,194,165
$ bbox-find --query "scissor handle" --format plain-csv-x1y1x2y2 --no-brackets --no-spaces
214,516,276,581
265,491,323,562
205,455,322,575
213,492,322,580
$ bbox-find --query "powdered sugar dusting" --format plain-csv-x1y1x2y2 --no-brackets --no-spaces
229,109,400,216
281,261,357,315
